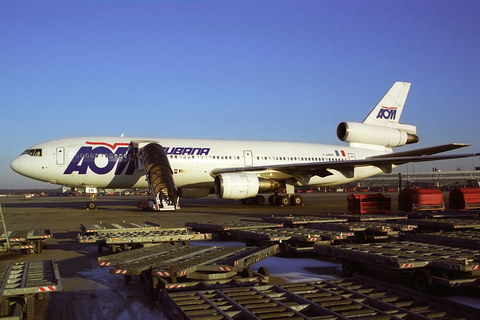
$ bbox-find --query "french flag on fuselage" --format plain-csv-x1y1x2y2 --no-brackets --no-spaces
335,150,346,157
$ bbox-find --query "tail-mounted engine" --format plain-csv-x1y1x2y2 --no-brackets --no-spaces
336,122,419,148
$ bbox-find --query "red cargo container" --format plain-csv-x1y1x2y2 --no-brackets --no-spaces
398,189,444,212
347,193,391,214
449,187,480,210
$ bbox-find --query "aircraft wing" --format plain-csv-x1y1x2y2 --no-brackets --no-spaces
211,144,479,179
367,143,470,158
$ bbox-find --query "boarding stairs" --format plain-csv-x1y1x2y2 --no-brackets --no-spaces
130,142,179,211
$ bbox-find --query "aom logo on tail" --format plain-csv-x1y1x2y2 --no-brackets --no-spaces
376,106,397,120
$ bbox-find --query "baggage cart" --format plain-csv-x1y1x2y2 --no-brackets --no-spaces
398,189,445,212
347,193,391,214
449,187,480,210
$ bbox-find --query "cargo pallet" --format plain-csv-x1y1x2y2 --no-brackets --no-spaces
185,220,284,239
231,227,349,255
405,210,479,219
260,215,348,227
80,221,161,234
315,241,480,291
307,221,418,243
347,193,392,214
98,243,278,295
0,229,52,255
398,188,445,212
160,274,479,320
401,229,480,250
0,259,62,320
396,217,480,231
78,221,212,253
324,213,409,222
449,187,480,210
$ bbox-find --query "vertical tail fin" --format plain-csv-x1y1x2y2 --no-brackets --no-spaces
336,82,417,151
363,82,411,125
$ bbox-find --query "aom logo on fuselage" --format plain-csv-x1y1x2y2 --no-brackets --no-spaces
64,142,134,175
376,106,397,120
64,142,212,175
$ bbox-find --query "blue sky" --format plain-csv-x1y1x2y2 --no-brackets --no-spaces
1,0,480,189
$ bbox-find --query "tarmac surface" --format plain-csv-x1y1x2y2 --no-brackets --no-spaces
0,191,478,319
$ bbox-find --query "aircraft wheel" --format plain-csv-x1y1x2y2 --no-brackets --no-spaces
342,259,359,277
268,195,277,205
241,268,254,278
258,266,270,277
275,195,291,206
256,195,265,205
87,201,97,210
413,270,432,292
291,195,303,206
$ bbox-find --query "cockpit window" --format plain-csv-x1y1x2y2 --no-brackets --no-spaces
21,149,42,157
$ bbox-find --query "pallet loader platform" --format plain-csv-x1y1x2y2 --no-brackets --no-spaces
315,241,480,291
160,274,479,320
78,221,212,253
0,259,62,320
232,227,350,255
185,220,284,239
98,243,279,295
0,229,52,255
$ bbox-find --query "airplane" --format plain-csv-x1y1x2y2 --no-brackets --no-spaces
10,82,478,211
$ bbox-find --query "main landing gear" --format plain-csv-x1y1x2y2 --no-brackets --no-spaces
268,194,303,206
240,194,303,206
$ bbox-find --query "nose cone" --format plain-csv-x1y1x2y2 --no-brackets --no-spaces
10,155,32,178
10,157,22,174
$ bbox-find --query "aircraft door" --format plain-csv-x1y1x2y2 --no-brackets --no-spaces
56,147,65,165
243,150,253,166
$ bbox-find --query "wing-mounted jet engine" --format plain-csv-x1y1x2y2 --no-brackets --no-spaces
214,173,282,205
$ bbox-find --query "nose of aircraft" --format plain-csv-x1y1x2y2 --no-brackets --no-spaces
10,157,21,174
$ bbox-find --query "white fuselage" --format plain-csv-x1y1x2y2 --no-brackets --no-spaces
10,136,387,192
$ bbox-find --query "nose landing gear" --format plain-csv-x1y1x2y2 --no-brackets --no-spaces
86,193,97,210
